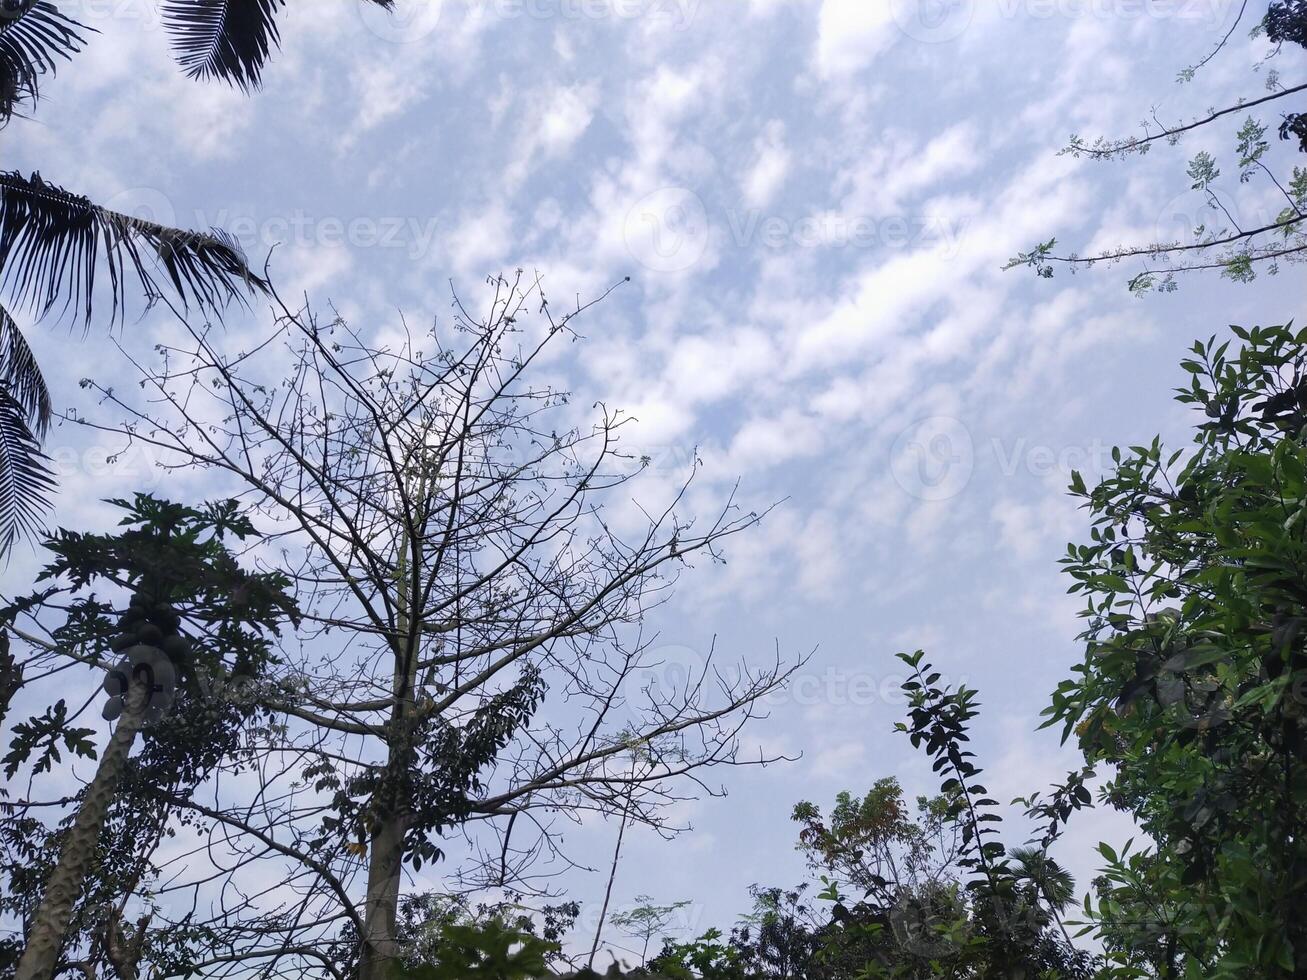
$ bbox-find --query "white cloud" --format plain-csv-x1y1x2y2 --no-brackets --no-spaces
502,83,599,190
814,0,897,77
439,201,515,280
742,120,791,209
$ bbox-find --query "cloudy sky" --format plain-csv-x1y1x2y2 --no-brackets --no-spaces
5,0,1307,960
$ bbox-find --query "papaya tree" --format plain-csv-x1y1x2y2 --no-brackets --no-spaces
1,494,297,979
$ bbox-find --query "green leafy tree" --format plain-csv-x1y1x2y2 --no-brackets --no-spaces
1049,321,1307,976
613,897,694,967
653,670,1098,980
651,928,750,980
327,893,581,978
852,655,1093,980
393,919,560,980
0,493,297,980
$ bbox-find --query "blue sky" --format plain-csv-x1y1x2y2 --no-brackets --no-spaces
5,0,1307,963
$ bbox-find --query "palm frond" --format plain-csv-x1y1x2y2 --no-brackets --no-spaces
0,302,49,435
0,169,271,327
163,0,393,92
0,379,54,555
1009,846,1076,911
164,0,285,92
0,0,91,124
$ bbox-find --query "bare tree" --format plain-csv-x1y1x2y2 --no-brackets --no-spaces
67,271,799,979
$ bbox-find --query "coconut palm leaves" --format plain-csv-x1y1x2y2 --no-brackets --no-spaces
0,170,270,326
0,0,89,124
7,0,402,111
0,172,269,553
1009,846,1076,913
0,304,48,431
165,0,289,92
0,305,53,554
0,0,410,553
164,0,395,92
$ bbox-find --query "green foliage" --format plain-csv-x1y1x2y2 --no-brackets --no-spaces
652,928,749,980
0,493,298,977
0,698,94,778
1265,0,1307,48
887,653,1095,979
792,778,955,906
613,896,694,965
386,915,678,980
651,678,1096,979
1049,323,1307,977
322,894,582,979
1185,151,1220,191
315,662,547,874
393,919,560,980
1234,118,1269,182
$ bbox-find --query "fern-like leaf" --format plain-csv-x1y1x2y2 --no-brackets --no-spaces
164,0,285,92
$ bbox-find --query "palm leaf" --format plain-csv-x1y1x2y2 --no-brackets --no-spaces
163,0,393,92
0,0,91,124
0,169,271,327
0,302,49,435
0,378,54,555
163,0,285,92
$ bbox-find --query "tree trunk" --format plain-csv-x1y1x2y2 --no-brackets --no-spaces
588,792,634,969
16,679,148,980
102,909,151,980
358,804,406,980
358,544,418,980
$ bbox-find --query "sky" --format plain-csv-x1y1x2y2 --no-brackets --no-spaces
4,0,1307,965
